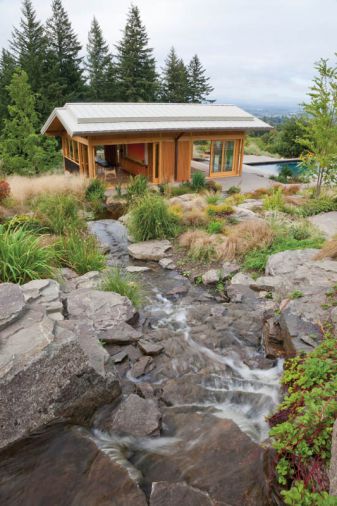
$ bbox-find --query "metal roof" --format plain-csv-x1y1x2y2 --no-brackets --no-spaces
41,102,272,136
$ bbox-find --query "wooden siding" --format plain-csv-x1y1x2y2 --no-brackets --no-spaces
120,157,149,178
160,141,175,182
177,140,192,182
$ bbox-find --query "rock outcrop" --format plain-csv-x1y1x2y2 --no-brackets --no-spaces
128,240,172,261
0,282,127,450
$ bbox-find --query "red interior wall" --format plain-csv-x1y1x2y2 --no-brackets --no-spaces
127,143,145,163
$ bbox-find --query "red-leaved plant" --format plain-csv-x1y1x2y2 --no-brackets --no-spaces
0,180,10,202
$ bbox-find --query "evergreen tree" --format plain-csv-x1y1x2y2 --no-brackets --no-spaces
187,54,213,103
115,5,158,101
46,0,85,105
160,47,189,102
0,69,60,175
86,17,117,101
9,0,49,109
0,50,17,128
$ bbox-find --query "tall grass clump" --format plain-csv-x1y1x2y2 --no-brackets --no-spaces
191,171,206,191
128,193,179,241
127,175,148,202
263,187,286,211
7,174,88,205
56,231,106,274
33,193,84,235
85,178,107,216
0,227,56,283
101,267,144,308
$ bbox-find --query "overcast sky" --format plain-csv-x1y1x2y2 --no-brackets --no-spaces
1,0,336,109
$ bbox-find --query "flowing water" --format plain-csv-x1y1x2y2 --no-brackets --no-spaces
0,219,283,505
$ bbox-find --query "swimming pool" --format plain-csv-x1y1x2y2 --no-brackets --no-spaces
245,160,303,177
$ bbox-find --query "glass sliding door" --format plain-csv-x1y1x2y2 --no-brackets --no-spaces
210,140,236,177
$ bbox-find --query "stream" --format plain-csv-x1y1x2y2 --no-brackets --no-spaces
0,219,283,505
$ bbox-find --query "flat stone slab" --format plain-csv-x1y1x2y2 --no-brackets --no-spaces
126,266,150,273
138,339,164,356
128,240,172,261
21,279,63,320
101,322,142,344
308,211,337,238
108,394,161,437
159,257,176,270
0,283,26,330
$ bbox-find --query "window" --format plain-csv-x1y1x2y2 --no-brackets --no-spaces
210,140,235,174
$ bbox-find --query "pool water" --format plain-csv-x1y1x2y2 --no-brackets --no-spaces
246,160,303,177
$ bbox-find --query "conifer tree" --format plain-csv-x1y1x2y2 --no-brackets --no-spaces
46,0,85,104
9,0,48,107
0,70,59,175
0,50,17,128
160,47,189,102
86,17,117,101
187,54,214,103
115,5,158,101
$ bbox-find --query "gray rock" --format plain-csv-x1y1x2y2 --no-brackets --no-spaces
0,307,120,449
135,382,155,399
102,322,142,344
150,482,213,506
159,257,176,270
236,199,263,210
21,278,63,320
232,206,258,221
265,249,318,277
230,272,255,285
112,350,128,363
126,266,150,273
308,211,337,239
59,267,78,280
202,269,221,285
0,283,26,330
66,288,135,338
74,271,103,290
332,307,337,326
251,275,283,292
108,394,161,437
131,356,155,378
128,240,172,261
138,339,164,356
222,261,240,279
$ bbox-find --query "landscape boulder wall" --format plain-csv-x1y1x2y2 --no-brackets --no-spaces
0,282,122,450
250,249,337,354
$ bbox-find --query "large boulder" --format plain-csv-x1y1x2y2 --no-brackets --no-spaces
66,288,136,338
0,284,120,450
128,240,172,261
96,393,161,437
21,278,64,320
0,283,25,330
308,211,337,239
0,425,147,506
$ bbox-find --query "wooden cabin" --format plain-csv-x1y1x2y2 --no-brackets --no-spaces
41,103,271,184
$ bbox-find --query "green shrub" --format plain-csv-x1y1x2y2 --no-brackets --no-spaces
0,227,56,283
227,185,241,195
263,187,286,211
33,193,84,235
127,175,148,202
289,289,304,299
101,267,144,308
170,183,194,196
191,171,206,191
206,192,222,205
299,196,337,217
128,193,179,241
207,202,234,217
56,231,106,274
3,214,47,234
207,220,224,234
269,334,337,504
85,178,106,201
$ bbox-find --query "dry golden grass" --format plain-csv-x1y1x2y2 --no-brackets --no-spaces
179,230,214,249
216,220,274,260
182,208,209,226
315,239,337,260
281,184,301,195
249,187,272,199
6,174,89,204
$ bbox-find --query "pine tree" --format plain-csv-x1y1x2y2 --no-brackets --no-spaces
187,54,214,103
46,0,85,105
115,5,158,101
9,0,48,107
0,50,17,128
86,17,117,101
160,47,189,102
0,69,60,175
